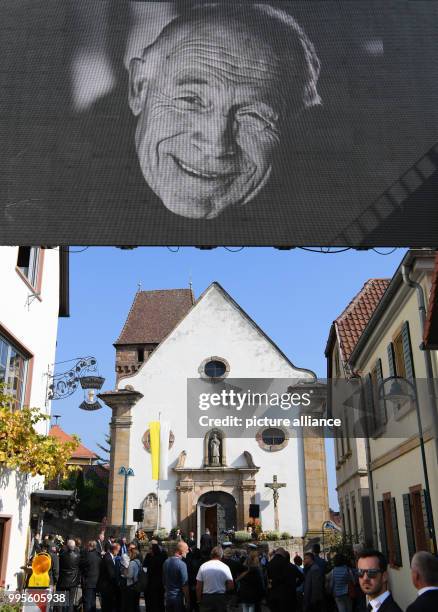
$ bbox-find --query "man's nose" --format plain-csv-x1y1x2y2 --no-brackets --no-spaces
192,112,236,159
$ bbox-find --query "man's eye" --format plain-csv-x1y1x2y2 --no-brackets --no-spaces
175,96,203,106
238,111,276,130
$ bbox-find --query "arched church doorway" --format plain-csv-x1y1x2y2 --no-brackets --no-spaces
197,491,236,546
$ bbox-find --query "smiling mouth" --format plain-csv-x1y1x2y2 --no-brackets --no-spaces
173,157,234,180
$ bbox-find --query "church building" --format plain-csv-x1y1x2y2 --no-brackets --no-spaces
100,283,328,543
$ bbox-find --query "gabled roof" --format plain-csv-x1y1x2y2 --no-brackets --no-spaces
119,281,316,382
115,288,194,345
424,252,438,349
49,425,97,460
326,279,390,365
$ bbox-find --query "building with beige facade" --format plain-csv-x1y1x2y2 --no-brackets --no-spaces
326,279,390,547
329,249,438,610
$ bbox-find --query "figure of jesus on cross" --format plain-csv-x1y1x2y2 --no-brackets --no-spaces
265,475,286,531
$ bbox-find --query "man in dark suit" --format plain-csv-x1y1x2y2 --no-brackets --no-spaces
57,540,81,612
200,528,213,559
268,548,304,612
303,552,324,612
96,533,105,557
97,543,120,612
80,540,102,612
357,549,402,612
41,540,59,587
187,531,196,550
118,536,128,556
407,551,438,612
104,535,115,553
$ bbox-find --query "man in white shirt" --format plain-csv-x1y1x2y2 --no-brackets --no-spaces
196,546,234,611
407,551,438,612
356,549,402,612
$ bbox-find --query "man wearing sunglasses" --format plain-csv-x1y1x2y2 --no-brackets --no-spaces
357,550,402,612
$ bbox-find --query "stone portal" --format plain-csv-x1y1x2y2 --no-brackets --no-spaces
197,491,236,545
173,458,259,536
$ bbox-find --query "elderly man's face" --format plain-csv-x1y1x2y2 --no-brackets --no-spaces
130,21,291,219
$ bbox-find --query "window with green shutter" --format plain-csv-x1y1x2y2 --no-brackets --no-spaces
387,342,396,377
401,321,416,383
381,493,402,567
390,497,402,567
403,493,416,561
375,358,387,425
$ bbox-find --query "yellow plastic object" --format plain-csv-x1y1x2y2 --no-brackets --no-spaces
28,552,51,587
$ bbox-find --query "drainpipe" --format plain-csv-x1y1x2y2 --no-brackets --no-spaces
401,264,438,465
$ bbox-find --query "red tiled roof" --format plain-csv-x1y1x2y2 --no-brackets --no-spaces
49,425,98,460
335,279,390,364
424,252,438,349
115,289,194,345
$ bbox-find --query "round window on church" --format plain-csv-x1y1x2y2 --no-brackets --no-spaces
199,357,230,381
205,360,226,378
257,427,288,452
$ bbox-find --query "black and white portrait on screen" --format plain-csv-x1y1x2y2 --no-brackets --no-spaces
1,0,438,246
127,3,321,220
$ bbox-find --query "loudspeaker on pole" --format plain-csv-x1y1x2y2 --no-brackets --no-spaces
249,504,260,518
133,509,144,523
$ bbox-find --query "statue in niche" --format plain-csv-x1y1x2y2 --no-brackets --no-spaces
176,450,187,469
209,432,221,466
145,493,157,508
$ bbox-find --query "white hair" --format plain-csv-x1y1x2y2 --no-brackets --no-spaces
67,539,76,550
254,4,322,108
412,551,438,585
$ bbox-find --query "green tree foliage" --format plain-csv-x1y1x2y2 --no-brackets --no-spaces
0,386,79,480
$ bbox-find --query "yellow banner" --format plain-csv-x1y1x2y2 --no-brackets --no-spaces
149,421,160,480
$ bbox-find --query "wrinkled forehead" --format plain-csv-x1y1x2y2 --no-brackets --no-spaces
161,16,282,62
156,19,293,104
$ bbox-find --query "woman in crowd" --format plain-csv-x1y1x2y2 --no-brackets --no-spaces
143,542,167,612
125,549,142,612
236,550,266,612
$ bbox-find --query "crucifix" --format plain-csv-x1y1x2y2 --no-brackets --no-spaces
265,475,286,531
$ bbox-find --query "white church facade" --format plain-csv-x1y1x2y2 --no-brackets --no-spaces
100,283,329,542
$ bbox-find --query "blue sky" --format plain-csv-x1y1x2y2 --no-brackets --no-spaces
52,247,405,509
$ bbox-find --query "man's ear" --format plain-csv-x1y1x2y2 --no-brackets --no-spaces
128,57,149,116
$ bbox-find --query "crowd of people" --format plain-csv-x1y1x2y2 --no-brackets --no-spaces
27,532,438,612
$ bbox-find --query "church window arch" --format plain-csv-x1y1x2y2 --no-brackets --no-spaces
198,356,230,381
203,428,227,467
256,427,289,452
